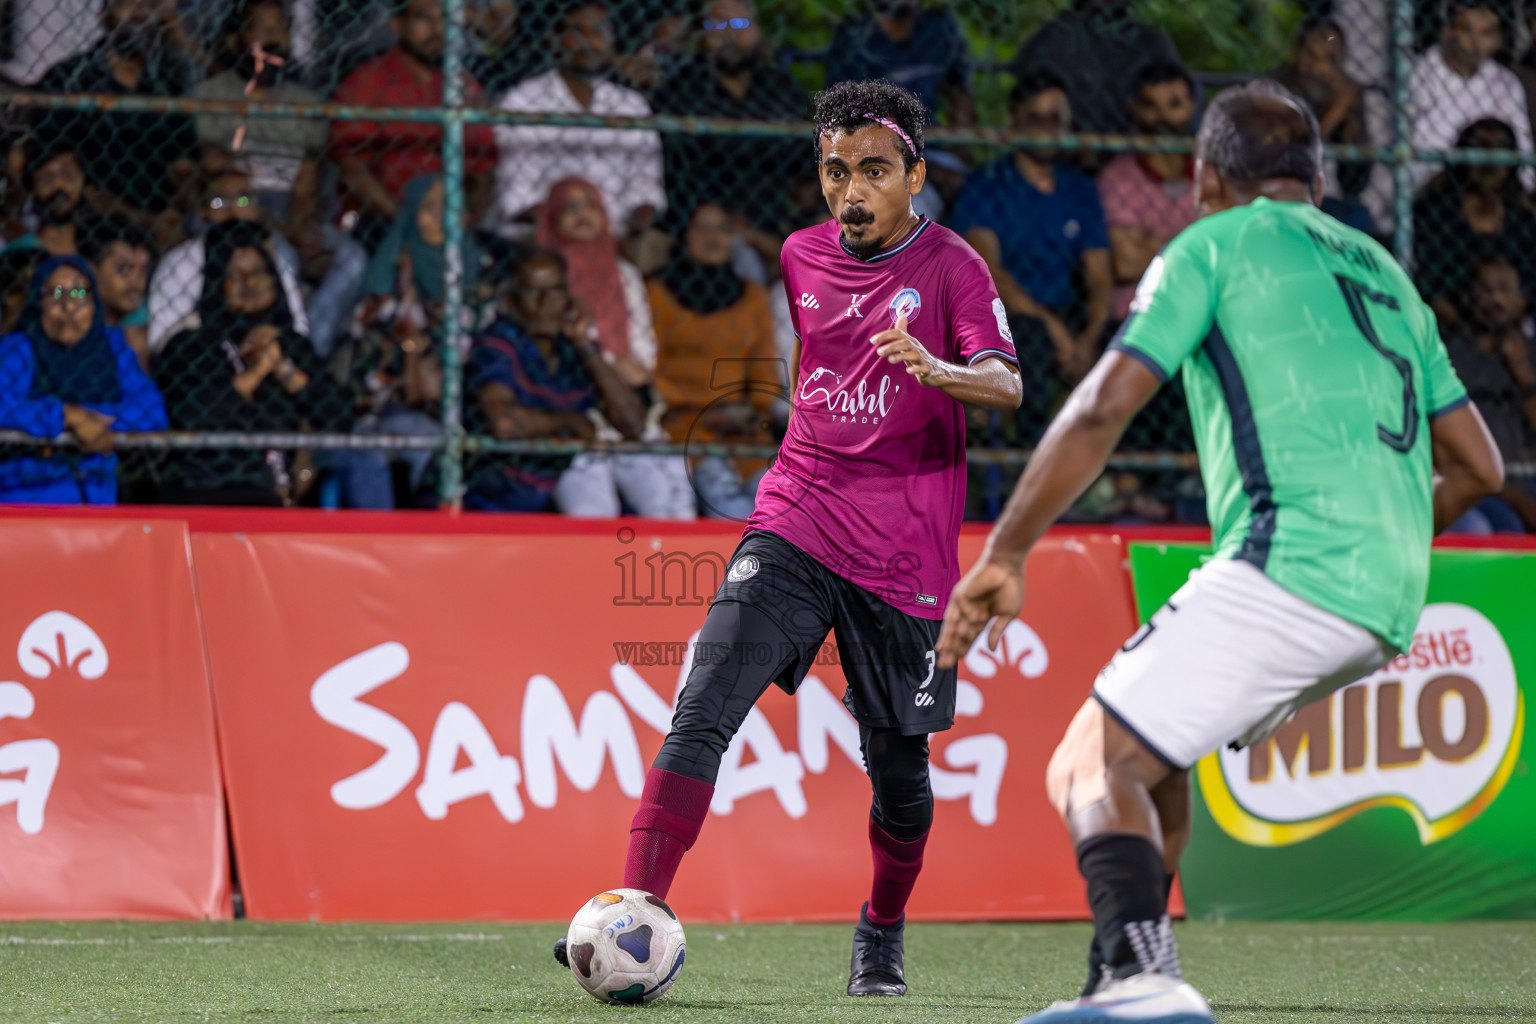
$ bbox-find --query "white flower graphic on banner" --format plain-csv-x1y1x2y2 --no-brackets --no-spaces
1,611,104,834
19,611,108,680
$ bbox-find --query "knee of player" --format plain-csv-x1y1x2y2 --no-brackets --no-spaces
1044,745,1079,819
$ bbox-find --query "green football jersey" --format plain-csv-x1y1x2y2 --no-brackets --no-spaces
1112,197,1467,651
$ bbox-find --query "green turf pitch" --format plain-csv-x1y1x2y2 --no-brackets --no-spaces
0,920,1531,1023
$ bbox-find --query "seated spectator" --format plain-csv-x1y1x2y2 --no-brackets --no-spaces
1097,60,1197,321
465,0,536,99
1267,15,1377,220
343,173,494,507
0,249,42,334
1012,0,1183,137
464,249,694,517
647,201,781,519
949,70,1111,405
0,255,167,504
495,2,665,242
9,141,89,256
79,215,155,366
652,0,807,261
1269,17,1368,152
155,221,348,506
147,168,310,353
193,0,326,227
1414,118,1536,330
329,0,497,251
33,0,198,231
1410,1,1534,192
1443,255,1536,532
537,177,656,388
825,1,972,124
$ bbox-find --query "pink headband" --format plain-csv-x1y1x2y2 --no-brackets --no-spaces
865,114,916,159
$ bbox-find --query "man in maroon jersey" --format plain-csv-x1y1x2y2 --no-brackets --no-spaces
555,80,1021,996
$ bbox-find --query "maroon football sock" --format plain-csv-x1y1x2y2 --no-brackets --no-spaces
623,768,714,898
866,817,928,926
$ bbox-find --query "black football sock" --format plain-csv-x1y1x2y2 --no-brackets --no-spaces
1077,834,1181,980
1082,869,1179,995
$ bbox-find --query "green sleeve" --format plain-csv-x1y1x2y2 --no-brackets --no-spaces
1414,295,1469,418
1107,229,1217,382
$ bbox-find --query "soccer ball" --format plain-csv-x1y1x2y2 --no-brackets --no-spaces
565,888,687,1004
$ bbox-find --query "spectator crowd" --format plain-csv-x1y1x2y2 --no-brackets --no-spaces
0,0,1531,532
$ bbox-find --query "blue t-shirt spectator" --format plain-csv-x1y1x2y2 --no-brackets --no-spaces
463,316,597,512
0,255,167,504
948,157,1108,314
826,6,970,119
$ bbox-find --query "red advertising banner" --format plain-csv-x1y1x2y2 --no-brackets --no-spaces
0,518,230,919
193,527,1142,923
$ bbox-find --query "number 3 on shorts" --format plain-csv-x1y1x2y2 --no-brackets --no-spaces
1121,601,1179,653
918,650,936,689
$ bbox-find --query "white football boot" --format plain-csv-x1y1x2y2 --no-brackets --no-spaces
1016,970,1214,1023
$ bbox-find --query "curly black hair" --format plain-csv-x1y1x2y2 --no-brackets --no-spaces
811,79,927,172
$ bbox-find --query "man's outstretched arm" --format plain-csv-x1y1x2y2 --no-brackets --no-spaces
871,313,1023,410
936,351,1160,666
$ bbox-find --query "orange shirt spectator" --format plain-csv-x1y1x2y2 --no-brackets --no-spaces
646,204,781,447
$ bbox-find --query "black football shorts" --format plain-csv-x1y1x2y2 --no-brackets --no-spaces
706,529,957,736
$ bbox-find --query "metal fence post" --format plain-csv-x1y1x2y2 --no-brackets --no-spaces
1389,0,1414,267
438,0,468,508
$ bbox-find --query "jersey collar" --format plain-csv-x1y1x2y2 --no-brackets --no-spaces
838,215,931,264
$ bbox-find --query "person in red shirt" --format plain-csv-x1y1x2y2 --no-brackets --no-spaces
329,0,496,249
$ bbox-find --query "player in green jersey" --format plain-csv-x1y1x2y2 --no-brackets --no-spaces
935,81,1506,1024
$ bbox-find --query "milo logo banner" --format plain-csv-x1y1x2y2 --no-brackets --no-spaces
1128,544,1536,920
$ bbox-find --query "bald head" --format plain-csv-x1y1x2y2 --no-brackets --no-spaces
1196,81,1323,200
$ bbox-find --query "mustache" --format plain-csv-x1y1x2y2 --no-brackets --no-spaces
839,206,875,226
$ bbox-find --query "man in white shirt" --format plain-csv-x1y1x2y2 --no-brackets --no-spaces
493,2,666,232
1410,1,1535,191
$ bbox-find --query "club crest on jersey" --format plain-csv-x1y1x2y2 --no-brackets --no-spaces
727,555,760,582
888,288,921,325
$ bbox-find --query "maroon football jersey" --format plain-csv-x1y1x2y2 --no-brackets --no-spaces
746,216,1018,619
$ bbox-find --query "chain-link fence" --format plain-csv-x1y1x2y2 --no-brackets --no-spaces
0,0,1533,529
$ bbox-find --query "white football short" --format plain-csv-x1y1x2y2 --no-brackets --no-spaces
1092,558,1397,770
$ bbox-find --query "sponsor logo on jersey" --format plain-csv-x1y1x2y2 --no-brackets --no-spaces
727,555,760,582
991,298,1013,344
844,293,869,318
797,366,900,425
799,293,819,309
888,288,921,325
1199,603,1523,847
915,593,937,605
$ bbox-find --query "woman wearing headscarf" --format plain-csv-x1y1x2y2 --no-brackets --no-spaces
647,200,782,518
536,176,657,389
154,220,348,506
0,255,168,504
531,176,694,518
341,173,478,506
